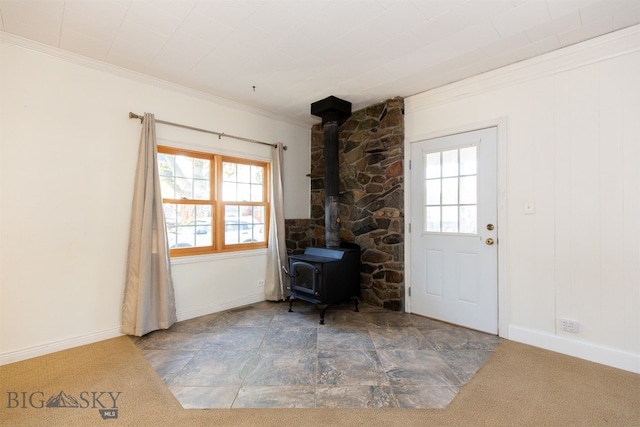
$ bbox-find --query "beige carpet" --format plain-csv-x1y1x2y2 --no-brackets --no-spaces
1,336,638,426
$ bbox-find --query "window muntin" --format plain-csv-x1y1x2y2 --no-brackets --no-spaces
158,152,211,200
220,158,267,247
158,147,269,256
424,146,478,234
163,204,213,250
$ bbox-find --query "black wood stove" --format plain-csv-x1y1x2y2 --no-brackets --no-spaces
287,95,360,324
287,245,360,324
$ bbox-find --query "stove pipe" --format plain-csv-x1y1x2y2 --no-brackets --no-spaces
311,96,352,248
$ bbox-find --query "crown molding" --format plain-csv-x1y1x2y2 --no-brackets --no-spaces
0,31,310,128
406,24,640,111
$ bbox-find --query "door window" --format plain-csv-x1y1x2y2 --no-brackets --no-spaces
423,146,478,234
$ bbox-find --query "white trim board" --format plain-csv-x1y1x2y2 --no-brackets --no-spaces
0,293,268,366
509,325,640,374
0,32,308,128
406,24,640,111
175,294,266,323
0,327,123,366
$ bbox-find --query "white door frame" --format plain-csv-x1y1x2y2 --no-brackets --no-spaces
404,117,508,338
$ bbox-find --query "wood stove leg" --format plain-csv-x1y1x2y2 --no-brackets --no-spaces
352,296,359,312
318,304,328,325
288,297,294,313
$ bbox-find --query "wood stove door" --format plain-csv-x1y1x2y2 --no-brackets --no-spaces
291,261,320,298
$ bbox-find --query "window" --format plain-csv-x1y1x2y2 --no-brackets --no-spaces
157,146,269,256
424,145,477,234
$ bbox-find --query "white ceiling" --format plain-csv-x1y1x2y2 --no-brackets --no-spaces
1,0,639,124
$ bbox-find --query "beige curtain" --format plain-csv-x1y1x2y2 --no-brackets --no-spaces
264,143,287,301
122,113,176,336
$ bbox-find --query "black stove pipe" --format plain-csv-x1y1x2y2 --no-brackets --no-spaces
311,96,352,248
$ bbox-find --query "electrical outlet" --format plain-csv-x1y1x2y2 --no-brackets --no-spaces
559,319,580,333
257,279,265,287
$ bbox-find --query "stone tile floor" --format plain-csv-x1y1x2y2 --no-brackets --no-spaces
132,300,501,409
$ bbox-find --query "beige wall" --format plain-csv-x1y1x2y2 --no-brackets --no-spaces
0,39,310,364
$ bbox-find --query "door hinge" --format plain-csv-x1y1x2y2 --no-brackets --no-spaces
408,223,411,233
409,160,411,170
408,286,411,297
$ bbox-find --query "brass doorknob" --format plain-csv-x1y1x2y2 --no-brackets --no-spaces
485,238,494,245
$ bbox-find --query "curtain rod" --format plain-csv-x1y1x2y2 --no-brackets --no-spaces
128,112,286,150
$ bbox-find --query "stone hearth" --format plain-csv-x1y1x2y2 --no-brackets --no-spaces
285,97,405,311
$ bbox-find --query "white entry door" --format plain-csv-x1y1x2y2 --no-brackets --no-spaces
410,127,498,334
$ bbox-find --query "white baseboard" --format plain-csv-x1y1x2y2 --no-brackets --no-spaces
508,325,640,374
176,294,266,322
0,327,123,366
0,295,267,367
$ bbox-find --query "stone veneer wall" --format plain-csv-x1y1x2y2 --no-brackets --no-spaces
285,97,405,311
